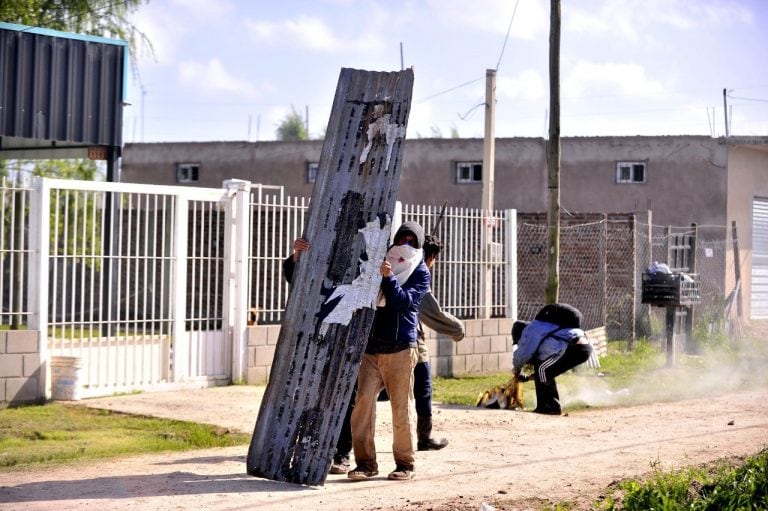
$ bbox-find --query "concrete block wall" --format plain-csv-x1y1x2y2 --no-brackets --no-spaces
0,330,44,407
247,324,281,384
245,317,515,385
427,318,514,377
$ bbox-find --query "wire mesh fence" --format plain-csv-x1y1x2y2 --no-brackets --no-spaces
517,212,735,343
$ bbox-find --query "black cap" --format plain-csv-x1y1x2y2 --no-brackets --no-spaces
512,320,529,344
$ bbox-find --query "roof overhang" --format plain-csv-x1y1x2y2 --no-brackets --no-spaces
0,22,128,161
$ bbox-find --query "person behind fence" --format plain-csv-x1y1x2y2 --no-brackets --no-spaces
415,234,464,450
283,237,354,475
511,303,592,415
348,221,430,482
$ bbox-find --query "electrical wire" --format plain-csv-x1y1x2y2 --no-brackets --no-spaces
495,0,520,72
726,93,768,103
416,77,484,104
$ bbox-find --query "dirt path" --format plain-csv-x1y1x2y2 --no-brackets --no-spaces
1,386,767,511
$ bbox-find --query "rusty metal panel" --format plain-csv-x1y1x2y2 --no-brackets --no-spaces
247,67,414,485
0,22,126,151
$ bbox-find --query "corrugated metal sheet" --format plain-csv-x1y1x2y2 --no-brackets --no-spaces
751,197,768,319
0,22,127,153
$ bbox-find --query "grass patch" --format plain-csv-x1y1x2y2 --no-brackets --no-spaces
598,449,768,510
0,403,249,471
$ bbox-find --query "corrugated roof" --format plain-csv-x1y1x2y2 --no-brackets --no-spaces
0,22,128,159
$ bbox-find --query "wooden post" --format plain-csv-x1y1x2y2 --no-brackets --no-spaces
684,223,697,354
731,220,743,320
247,68,414,486
545,0,561,305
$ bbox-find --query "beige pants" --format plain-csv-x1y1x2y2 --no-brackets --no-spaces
351,348,418,471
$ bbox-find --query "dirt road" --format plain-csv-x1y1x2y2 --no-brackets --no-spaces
1,385,767,511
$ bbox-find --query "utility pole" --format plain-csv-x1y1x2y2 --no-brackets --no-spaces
481,69,496,318
723,88,729,137
545,0,561,305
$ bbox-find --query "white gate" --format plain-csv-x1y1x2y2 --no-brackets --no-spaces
28,178,236,397
751,197,768,319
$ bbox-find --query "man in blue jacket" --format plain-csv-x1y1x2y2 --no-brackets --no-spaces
348,221,430,482
512,304,592,415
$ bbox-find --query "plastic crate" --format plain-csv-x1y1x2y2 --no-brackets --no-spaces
641,272,701,306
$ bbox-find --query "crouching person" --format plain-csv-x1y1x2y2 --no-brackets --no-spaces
511,304,592,415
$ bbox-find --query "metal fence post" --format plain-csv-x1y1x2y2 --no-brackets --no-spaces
27,176,50,398
223,179,251,383
505,209,517,320
171,193,189,383
392,200,403,240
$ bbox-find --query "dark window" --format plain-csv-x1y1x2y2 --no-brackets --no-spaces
176,163,200,183
615,161,646,183
456,161,482,183
307,162,319,183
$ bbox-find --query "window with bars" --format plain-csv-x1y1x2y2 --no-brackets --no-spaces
615,161,646,184
456,161,482,183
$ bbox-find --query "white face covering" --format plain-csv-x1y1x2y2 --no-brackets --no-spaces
377,244,423,306
386,244,423,284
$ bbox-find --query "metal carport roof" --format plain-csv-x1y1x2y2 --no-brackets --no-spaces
0,22,128,179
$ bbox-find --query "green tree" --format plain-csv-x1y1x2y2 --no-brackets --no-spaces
0,0,153,70
31,158,102,181
276,107,308,141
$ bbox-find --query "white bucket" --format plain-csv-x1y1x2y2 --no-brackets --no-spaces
51,356,82,401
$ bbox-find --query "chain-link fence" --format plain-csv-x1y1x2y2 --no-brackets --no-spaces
517,213,735,343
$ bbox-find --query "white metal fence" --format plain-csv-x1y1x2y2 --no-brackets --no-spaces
1,175,515,396
246,189,517,324
2,174,237,397
0,174,32,329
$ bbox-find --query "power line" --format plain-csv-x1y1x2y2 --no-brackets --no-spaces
727,93,768,103
416,77,484,103
495,0,520,72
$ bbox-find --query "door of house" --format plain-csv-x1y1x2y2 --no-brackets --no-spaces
751,198,768,319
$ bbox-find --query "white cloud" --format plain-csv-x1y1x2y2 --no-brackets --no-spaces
170,0,235,19
128,0,236,66
497,69,546,101
426,0,548,40
177,59,262,98
129,6,186,65
563,60,666,99
244,15,384,52
567,0,754,41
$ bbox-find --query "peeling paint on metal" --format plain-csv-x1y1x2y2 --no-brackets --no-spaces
359,111,407,171
319,215,391,334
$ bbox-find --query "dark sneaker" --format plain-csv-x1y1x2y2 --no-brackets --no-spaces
533,406,562,415
329,456,350,475
387,465,414,481
348,466,378,481
417,437,449,451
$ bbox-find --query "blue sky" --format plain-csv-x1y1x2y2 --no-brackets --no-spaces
124,0,768,143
